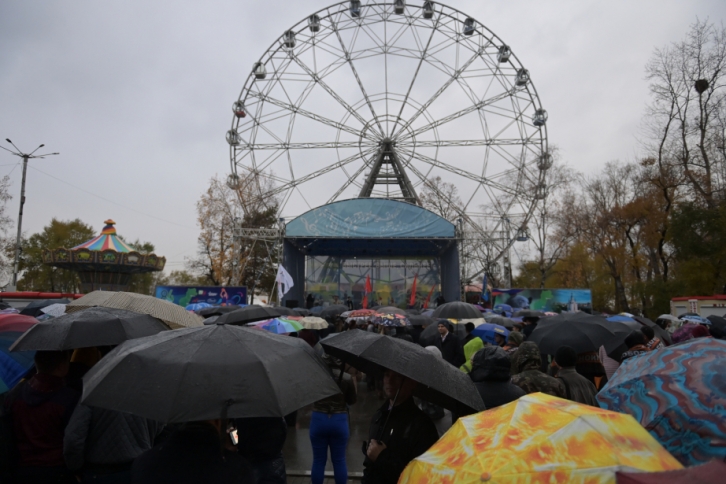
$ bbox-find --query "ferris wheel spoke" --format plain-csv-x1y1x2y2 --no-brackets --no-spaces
327,151,378,204
396,138,537,148
398,90,513,141
247,92,371,141
241,141,377,150
289,53,372,131
397,148,520,198
331,18,385,137
392,50,481,139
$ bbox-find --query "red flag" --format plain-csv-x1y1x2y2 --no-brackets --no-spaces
365,275,372,294
409,274,418,307
423,284,436,309
362,294,368,309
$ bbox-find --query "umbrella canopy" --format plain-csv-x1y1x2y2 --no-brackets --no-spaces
271,306,298,316
0,314,37,391
529,312,632,354
293,308,311,316
408,314,433,327
81,324,341,423
197,305,242,318
597,337,726,465
514,309,544,318
310,306,324,315
487,316,515,329
298,317,328,330
215,306,284,325
20,299,71,317
606,315,641,331
320,305,348,319
185,302,212,312
470,323,509,345
681,314,711,325
432,301,481,320
375,306,406,315
251,318,304,334
399,392,682,484
706,315,726,332
66,291,202,329
344,309,378,321
657,314,679,322
10,307,168,351
632,315,672,345
371,313,410,327
616,460,726,484
321,331,484,415
40,303,67,318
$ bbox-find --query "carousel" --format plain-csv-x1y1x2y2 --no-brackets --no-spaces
42,219,166,292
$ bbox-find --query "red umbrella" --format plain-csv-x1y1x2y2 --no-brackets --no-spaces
616,459,726,484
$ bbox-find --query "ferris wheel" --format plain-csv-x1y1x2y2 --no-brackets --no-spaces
228,0,550,279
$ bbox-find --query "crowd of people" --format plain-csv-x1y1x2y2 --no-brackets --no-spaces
0,307,719,484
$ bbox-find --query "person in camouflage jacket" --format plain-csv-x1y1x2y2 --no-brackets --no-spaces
510,342,566,398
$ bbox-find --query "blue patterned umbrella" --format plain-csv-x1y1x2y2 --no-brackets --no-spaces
471,323,509,345
186,302,213,312
597,337,726,465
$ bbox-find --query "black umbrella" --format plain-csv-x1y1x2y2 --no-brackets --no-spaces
489,317,515,329
376,306,406,315
10,307,168,351
81,324,341,423
215,306,283,325
321,331,484,415
432,301,481,319
293,308,311,316
196,305,241,318
271,306,297,316
707,315,726,332
320,305,348,319
514,310,545,318
408,314,433,327
528,312,632,355
19,299,71,317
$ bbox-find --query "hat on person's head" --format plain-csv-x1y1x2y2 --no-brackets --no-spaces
507,331,524,346
554,346,577,367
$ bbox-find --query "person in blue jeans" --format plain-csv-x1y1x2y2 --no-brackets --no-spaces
309,355,357,484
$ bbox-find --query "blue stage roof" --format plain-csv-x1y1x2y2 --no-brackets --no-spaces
285,198,456,239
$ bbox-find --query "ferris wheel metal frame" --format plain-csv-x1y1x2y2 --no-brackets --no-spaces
228,0,550,283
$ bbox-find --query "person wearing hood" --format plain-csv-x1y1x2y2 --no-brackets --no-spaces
502,331,523,356
459,337,484,374
510,342,566,398
469,346,525,409
3,350,80,484
552,346,599,407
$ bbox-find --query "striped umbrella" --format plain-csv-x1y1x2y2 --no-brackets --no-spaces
597,337,726,465
251,318,304,334
0,314,37,392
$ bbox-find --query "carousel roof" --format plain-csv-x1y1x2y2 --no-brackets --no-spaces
72,220,134,253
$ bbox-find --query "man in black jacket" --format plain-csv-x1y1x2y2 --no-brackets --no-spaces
433,321,465,368
362,369,439,484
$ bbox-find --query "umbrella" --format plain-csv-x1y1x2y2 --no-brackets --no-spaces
487,316,515,329
215,306,284,325
681,314,711,325
320,305,348,319
66,291,202,329
399,393,682,484
419,319,466,345
20,299,71,317
40,303,67,318
321,331,484,414
528,312,632,354
293,308,311,316
81,324,341,423
251,318,304,334
597,337,726,465
10,307,169,351
432,301,481,319
470,323,509,345
492,303,513,316
298,316,328,330
514,309,544,318
185,302,212,312
197,305,242,318
0,314,37,391
407,314,433,327
607,315,642,331
310,306,323,315
616,460,726,484
271,306,298,316
421,309,434,317
657,314,679,322
632,315,672,345
344,309,378,321
202,316,220,325
375,306,406,315
371,313,410,327
706,315,726,331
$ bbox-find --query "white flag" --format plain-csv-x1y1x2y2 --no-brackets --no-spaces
276,265,294,302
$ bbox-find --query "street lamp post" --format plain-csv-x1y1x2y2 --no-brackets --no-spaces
0,139,59,290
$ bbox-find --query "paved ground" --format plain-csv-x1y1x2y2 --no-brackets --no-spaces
283,380,452,476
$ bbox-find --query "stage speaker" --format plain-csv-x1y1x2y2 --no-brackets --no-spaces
285,300,298,309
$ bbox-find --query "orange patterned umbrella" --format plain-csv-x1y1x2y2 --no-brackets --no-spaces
399,393,682,484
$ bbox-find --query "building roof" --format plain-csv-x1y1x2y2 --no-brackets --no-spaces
71,219,134,253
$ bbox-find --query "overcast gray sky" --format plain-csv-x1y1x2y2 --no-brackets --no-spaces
1,0,724,274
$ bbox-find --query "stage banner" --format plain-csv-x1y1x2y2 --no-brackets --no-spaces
155,285,247,307
492,288,592,313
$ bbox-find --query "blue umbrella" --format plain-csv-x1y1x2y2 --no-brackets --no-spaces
493,304,513,317
186,302,213,312
310,306,324,315
680,314,711,325
471,323,509,345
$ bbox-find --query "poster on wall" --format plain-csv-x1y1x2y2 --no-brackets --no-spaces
154,286,247,307
492,288,592,313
